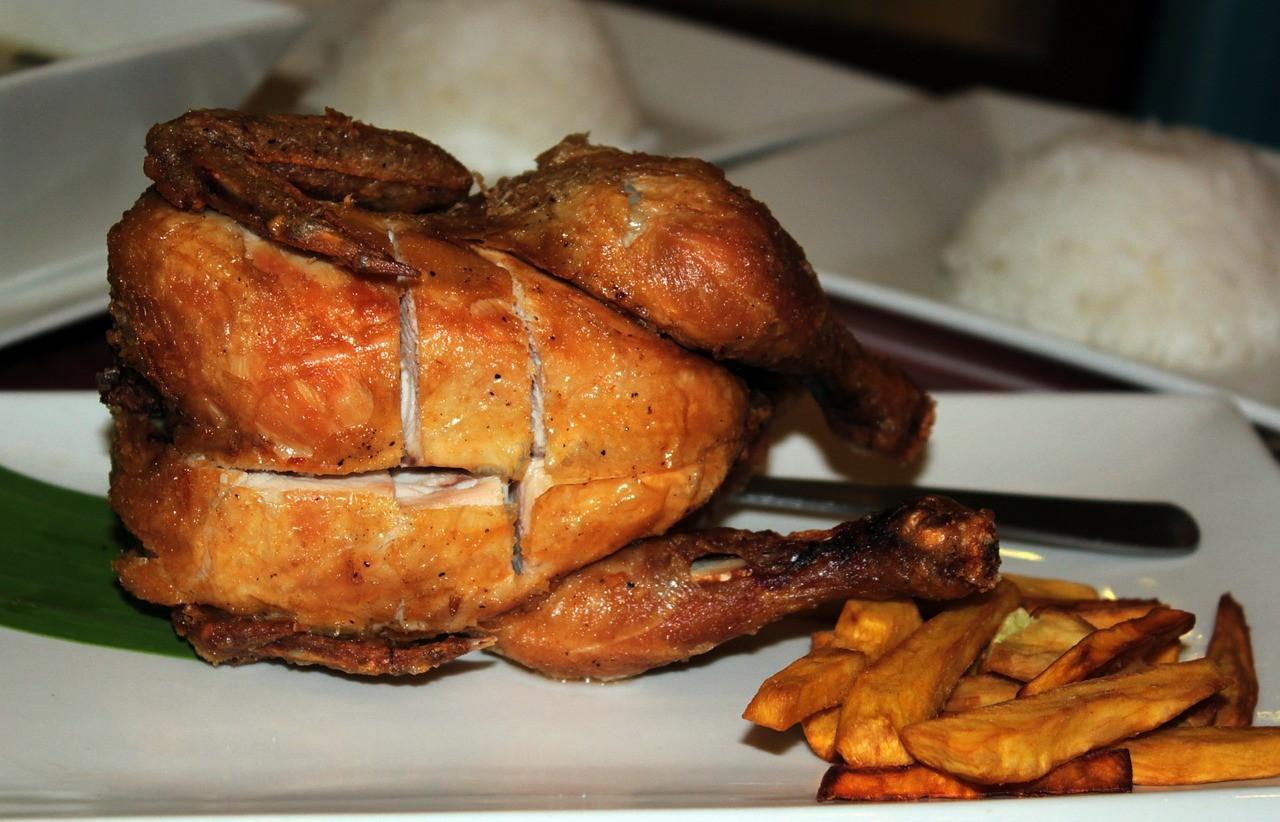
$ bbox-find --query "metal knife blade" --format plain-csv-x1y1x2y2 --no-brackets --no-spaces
733,476,1199,556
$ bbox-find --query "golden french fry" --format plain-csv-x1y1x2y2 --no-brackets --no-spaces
1201,593,1258,727
943,672,1021,713
810,630,837,651
821,763,990,802
900,658,1231,784
1004,573,1099,602
817,749,1132,802
1146,640,1183,665
802,707,840,762
1119,726,1280,785
834,580,1020,767
797,599,922,759
1176,595,1256,729
1018,748,1133,797
753,577,1273,801
743,647,867,731
982,609,1096,682
831,597,922,659
1032,598,1164,630
1019,607,1195,697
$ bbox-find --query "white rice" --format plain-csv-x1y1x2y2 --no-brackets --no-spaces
303,0,651,182
943,123,1280,397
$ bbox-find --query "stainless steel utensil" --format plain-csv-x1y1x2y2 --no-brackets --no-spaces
733,476,1200,556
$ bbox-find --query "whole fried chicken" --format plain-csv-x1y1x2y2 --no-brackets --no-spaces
102,109,993,680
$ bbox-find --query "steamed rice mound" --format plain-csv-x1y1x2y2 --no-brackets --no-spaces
944,124,1280,396
304,0,650,182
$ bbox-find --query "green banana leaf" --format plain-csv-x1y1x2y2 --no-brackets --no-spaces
0,464,195,659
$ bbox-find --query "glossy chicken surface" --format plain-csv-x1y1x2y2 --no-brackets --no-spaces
144,108,473,279
102,110,987,679
458,136,935,459
488,495,1000,680
170,495,999,678
108,193,406,473
108,199,754,637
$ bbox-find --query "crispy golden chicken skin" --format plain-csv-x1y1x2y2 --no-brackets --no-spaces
108,194,756,642
459,136,933,460
487,495,1001,681
166,496,999,678
144,108,474,279
107,192,406,473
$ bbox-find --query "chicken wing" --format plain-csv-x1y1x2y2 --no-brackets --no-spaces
144,108,474,279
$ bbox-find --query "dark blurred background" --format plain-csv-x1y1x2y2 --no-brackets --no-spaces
616,0,1280,148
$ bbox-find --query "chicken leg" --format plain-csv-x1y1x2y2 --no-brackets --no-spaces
486,494,998,680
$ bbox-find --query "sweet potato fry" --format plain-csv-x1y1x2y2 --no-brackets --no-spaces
817,749,1132,802
1018,748,1132,797
743,647,867,731
1019,607,1195,697
1198,593,1258,727
808,599,942,757
1004,573,1099,602
831,597,922,658
809,630,837,650
900,658,1231,784
982,609,1096,681
943,672,1021,713
1031,598,1164,630
1145,640,1182,665
785,598,922,754
834,580,1020,766
803,707,840,762
799,596,974,762
1120,726,1280,785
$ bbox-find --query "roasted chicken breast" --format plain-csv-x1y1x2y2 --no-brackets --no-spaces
109,194,755,641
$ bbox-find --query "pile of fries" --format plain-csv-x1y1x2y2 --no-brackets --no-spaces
743,573,1278,801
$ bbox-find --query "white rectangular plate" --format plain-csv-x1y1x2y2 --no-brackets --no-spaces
1,390,1278,819
727,89,1280,431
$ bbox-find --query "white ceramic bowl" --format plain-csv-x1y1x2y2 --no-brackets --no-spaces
0,0,306,346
